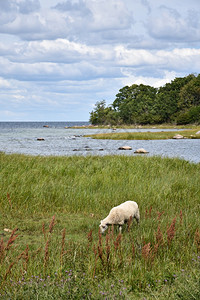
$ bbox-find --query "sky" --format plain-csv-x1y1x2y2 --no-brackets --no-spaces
0,0,200,121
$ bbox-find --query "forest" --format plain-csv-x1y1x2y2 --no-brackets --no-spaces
89,73,200,125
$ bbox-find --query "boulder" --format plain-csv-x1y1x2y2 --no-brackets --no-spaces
173,134,184,139
134,148,149,154
196,131,200,134
118,146,132,150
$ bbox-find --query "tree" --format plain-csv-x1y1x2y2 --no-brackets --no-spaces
113,84,157,124
89,100,107,125
89,100,119,125
155,75,195,123
89,73,200,125
178,74,200,110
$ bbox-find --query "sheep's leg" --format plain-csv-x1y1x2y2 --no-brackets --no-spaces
119,225,122,233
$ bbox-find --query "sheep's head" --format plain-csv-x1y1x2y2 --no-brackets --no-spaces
99,221,108,234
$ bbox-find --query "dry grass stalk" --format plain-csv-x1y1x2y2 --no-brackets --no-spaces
106,231,111,263
110,225,114,241
5,228,18,251
96,228,104,265
92,245,98,278
167,217,176,245
156,225,164,247
97,242,104,266
114,233,122,252
157,211,165,221
15,245,29,273
23,245,29,271
142,239,160,264
194,229,200,252
16,250,25,262
127,216,133,232
145,206,152,219
7,193,12,209
4,262,15,280
42,223,46,239
149,206,152,218
44,239,50,267
87,229,93,244
49,215,56,234
142,242,151,260
0,238,5,261
98,228,102,247
151,243,159,262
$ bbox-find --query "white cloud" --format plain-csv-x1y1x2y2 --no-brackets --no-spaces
120,69,177,88
0,0,200,121
147,5,200,42
0,77,11,88
115,46,200,73
22,39,112,63
86,0,132,31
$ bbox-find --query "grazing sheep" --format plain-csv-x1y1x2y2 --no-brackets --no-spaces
99,201,140,234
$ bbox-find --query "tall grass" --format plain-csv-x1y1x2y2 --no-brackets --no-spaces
0,153,199,298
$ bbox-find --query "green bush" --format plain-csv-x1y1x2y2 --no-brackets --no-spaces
176,106,200,125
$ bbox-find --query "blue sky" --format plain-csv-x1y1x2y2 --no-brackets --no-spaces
0,0,200,121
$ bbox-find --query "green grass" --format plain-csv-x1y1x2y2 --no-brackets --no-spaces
72,124,199,130
0,153,199,299
86,127,200,140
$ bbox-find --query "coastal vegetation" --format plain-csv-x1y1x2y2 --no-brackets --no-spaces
85,126,200,140
0,153,199,299
89,73,200,126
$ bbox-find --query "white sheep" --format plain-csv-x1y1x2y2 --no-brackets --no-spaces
99,201,140,234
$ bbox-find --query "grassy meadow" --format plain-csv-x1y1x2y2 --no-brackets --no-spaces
85,127,200,140
0,152,200,299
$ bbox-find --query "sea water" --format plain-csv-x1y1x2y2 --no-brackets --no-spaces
0,122,199,163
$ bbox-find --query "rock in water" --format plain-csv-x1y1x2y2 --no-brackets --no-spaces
173,134,184,139
134,148,149,154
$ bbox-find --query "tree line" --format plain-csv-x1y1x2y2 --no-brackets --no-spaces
89,73,200,125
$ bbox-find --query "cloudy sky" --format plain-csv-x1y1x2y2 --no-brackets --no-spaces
0,0,200,121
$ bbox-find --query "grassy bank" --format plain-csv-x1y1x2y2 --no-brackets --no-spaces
0,153,200,299
71,124,199,130
86,127,200,140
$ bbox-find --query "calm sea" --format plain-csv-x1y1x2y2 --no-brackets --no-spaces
0,122,199,163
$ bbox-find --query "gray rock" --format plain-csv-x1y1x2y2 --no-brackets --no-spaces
173,134,184,139
134,148,149,154
37,138,45,141
118,146,132,150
